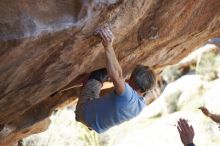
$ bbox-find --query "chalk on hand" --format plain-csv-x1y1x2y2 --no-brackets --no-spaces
94,29,101,36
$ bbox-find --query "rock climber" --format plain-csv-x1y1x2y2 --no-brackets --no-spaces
75,25,156,133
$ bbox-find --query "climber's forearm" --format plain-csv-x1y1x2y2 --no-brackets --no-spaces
97,25,125,95
104,46,125,95
104,46,122,80
209,113,220,124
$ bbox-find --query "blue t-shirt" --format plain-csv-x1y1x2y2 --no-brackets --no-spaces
84,83,146,133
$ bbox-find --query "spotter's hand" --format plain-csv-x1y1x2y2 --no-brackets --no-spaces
177,118,195,146
199,107,210,117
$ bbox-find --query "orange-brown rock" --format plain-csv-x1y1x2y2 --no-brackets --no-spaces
0,0,220,145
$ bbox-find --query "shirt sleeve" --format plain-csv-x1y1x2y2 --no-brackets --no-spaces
115,83,134,102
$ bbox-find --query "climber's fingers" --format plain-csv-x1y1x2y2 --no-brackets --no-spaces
103,25,113,36
106,28,113,38
103,29,112,42
95,25,114,47
99,30,108,42
99,28,113,43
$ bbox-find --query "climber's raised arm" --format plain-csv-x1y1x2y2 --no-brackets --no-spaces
97,26,125,95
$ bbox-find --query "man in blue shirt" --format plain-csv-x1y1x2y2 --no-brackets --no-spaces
75,26,156,133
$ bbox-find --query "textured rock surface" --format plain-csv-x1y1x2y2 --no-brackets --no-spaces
0,0,220,145
1,118,51,146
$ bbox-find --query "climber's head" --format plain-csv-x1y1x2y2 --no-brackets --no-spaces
128,65,156,95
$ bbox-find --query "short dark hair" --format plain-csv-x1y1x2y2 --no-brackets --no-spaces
131,65,156,93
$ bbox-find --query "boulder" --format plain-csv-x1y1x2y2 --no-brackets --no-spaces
1,0,220,145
